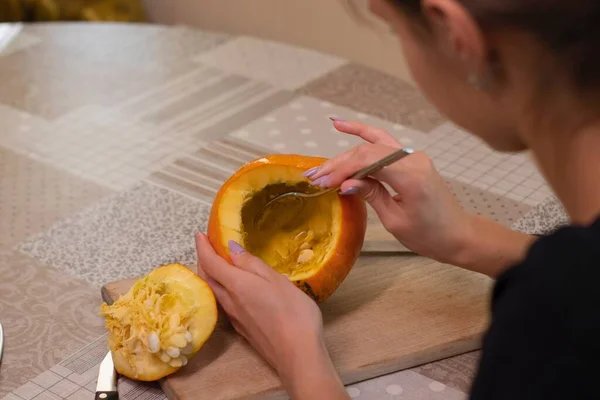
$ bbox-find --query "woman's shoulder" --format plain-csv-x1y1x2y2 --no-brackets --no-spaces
496,214,600,293
489,213,600,353
469,216,600,400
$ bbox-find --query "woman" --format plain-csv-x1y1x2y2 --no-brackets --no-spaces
195,0,600,398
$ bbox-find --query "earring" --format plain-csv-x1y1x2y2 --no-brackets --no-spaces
467,73,488,90
467,71,492,91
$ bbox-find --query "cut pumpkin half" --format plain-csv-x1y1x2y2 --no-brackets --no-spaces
100,263,217,381
208,154,368,302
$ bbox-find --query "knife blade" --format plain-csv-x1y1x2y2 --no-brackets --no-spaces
0,322,4,365
95,352,118,400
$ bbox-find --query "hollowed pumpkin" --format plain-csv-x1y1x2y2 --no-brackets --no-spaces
100,264,217,381
207,154,368,302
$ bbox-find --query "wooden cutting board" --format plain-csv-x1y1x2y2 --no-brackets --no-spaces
101,247,492,399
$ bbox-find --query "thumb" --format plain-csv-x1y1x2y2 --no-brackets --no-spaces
341,177,398,219
228,240,277,280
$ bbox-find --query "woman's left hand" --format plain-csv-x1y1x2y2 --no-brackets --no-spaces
194,233,349,400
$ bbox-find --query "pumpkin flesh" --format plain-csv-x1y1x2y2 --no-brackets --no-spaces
223,166,341,279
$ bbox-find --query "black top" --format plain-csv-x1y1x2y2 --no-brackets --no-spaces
470,216,600,400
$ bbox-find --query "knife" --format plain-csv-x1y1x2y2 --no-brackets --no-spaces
95,352,118,400
0,322,4,365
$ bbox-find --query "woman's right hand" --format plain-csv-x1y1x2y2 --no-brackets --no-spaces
306,119,473,266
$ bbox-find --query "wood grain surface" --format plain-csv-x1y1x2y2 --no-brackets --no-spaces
101,254,492,400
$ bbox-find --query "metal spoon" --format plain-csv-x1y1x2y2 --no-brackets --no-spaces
253,147,414,230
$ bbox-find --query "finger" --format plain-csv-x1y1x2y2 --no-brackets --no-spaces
304,121,402,181
205,277,232,306
197,264,234,311
227,240,278,280
308,143,373,181
331,119,402,147
303,149,353,182
195,232,243,288
340,177,400,219
311,144,401,188
230,319,249,339
203,273,235,313
196,263,207,281
370,150,432,196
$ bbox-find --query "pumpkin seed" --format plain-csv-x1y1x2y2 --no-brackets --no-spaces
169,357,183,368
147,332,160,353
294,231,307,241
170,333,187,348
166,346,180,358
297,249,314,263
158,351,171,363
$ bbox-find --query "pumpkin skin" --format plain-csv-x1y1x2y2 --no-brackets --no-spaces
100,264,218,381
207,154,367,303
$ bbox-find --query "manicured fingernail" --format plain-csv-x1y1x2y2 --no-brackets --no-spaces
340,187,359,195
302,166,320,178
228,240,246,254
329,116,345,122
312,174,330,187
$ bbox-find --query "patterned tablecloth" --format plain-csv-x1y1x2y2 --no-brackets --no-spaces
0,22,569,400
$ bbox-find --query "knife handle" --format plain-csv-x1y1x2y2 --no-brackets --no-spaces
95,391,119,400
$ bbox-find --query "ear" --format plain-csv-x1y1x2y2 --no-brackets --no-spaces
422,0,488,71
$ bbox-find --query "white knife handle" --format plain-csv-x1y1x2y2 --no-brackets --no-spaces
0,322,4,365
95,391,119,400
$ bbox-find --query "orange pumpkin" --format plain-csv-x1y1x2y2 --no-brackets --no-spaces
207,154,367,302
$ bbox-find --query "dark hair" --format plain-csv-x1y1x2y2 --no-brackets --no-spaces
389,0,600,91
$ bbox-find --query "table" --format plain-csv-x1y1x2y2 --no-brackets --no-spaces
0,22,567,400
